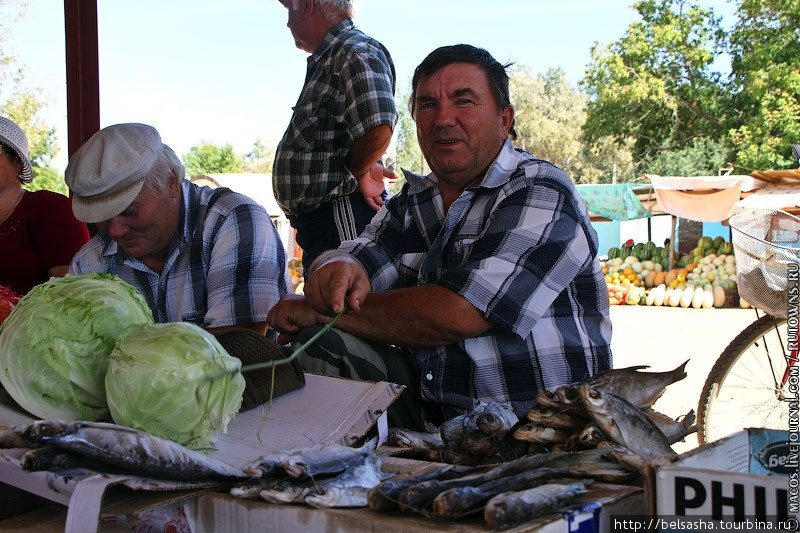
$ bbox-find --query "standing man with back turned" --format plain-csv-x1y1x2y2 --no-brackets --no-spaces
273,0,398,271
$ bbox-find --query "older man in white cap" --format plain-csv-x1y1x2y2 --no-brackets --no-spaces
67,123,292,336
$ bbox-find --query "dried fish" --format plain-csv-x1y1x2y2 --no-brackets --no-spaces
526,406,587,431
368,464,482,512
582,360,688,407
258,453,388,508
230,479,275,500
440,402,518,457
645,409,698,444
578,424,605,448
513,423,571,444
387,428,444,451
0,422,36,449
243,450,291,478
579,386,677,463
553,385,582,408
20,445,105,472
303,454,388,508
305,486,371,508
475,403,518,437
484,482,588,530
533,389,562,409
260,482,311,504
397,449,605,513
432,467,582,519
27,420,248,481
281,437,377,479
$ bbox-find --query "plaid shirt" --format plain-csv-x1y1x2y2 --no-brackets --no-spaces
70,181,292,329
341,140,613,416
273,18,397,216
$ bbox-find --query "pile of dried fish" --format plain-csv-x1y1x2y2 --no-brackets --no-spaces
0,419,248,481
514,361,694,467
387,401,521,465
230,437,392,508
388,361,695,470
368,448,634,529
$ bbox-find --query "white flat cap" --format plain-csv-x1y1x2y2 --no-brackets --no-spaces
65,123,163,223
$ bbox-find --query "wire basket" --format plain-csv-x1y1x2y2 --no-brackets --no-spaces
728,208,800,318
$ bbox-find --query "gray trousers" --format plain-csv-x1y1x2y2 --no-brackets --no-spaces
293,325,442,431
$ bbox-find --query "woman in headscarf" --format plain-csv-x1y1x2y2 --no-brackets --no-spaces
0,116,90,295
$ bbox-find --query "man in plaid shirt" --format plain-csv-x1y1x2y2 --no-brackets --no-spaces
268,45,612,430
274,0,397,271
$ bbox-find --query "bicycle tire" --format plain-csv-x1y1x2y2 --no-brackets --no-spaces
697,314,790,444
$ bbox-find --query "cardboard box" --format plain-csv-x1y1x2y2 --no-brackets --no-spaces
0,374,402,532
654,428,798,529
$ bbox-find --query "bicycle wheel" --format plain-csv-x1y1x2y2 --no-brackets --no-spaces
698,314,790,444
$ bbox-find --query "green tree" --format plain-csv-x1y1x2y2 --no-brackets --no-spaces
182,142,243,177
581,0,730,169
394,90,428,176
511,67,587,177
242,137,275,174
727,0,800,170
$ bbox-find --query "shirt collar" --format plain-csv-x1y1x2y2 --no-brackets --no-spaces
404,138,521,195
309,18,354,63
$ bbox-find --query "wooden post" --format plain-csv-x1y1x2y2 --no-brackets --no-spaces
64,0,100,158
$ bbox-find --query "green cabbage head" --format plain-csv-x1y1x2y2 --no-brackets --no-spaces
105,322,245,449
0,273,154,420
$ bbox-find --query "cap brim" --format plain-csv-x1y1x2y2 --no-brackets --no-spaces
71,178,145,223
0,132,33,181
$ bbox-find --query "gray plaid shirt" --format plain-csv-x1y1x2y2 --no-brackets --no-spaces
341,140,613,416
70,181,292,329
273,19,397,217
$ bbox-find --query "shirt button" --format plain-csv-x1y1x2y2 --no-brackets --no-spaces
426,373,433,381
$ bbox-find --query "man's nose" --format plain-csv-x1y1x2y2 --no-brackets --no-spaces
434,102,456,127
104,218,128,239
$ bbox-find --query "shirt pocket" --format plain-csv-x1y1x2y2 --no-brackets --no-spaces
449,237,477,266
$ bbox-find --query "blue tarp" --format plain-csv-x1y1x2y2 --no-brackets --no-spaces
576,183,652,221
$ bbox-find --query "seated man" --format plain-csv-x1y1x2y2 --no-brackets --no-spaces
67,123,291,336
267,45,612,429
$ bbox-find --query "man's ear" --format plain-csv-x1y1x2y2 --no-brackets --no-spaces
501,106,515,137
169,170,181,198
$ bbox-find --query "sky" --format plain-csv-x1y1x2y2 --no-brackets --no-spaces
6,0,733,170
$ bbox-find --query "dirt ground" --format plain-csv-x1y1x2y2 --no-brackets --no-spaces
608,304,764,453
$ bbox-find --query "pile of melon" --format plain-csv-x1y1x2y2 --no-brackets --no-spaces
601,236,745,308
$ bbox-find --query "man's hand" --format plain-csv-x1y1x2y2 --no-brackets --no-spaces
266,294,320,345
305,252,371,315
355,162,398,211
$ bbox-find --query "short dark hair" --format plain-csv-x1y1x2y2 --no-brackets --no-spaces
410,44,516,140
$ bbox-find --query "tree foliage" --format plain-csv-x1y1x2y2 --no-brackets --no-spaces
394,90,428,176
727,0,800,170
1,1,64,194
511,67,587,176
242,137,275,174
581,0,800,174
182,142,243,177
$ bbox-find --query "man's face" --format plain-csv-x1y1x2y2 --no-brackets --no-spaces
94,176,181,262
282,0,315,53
413,62,513,188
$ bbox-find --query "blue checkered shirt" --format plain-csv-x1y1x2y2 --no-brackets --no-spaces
340,140,613,416
70,181,292,329
273,18,397,216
